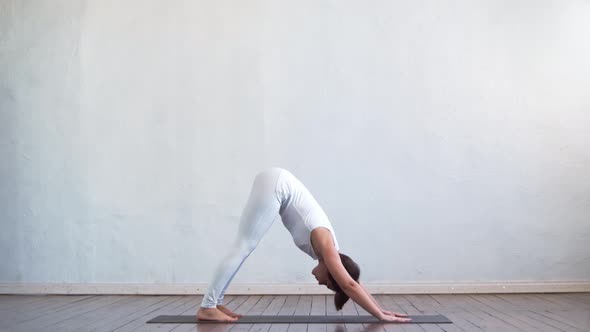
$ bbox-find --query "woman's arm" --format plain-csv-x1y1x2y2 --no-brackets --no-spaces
322,249,385,318
311,229,383,318
312,228,409,322
358,282,382,310
358,282,409,318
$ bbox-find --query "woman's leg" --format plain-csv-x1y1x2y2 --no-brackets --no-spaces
200,171,281,309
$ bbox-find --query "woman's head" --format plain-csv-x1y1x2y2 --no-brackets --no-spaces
311,253,360,310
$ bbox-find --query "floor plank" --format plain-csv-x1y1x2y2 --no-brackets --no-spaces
9,295,133,332
469,294,564,332
0,293,588,331
430,295,493,332
48,295,140,332
266,295,299,332
113,296,193,332
307,295,327,332
0,295,97,329
247,295,288,332
288,296,312,332
104,296,183,331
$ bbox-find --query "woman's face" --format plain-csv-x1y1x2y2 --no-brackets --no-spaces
311,260,334,290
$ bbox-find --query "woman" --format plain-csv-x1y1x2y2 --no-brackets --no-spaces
197,168,411,323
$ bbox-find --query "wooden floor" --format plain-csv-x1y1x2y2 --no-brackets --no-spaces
1,293,589,332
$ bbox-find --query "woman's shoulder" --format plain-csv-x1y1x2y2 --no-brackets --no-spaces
310,227,337,255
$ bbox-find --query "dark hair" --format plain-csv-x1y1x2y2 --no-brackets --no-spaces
327,253,360,310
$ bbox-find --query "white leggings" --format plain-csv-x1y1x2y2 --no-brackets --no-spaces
200,168,283,308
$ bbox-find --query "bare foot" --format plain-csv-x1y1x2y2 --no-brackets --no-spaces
197,307,237,322
217,305,243,318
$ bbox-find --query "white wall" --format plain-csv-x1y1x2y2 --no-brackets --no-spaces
1,0,589,289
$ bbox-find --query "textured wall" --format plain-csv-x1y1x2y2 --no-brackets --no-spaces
1,0,589,285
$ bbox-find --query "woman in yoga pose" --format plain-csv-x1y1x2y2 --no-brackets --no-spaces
197,168,411,323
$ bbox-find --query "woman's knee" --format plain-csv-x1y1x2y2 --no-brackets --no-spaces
234,239,258,257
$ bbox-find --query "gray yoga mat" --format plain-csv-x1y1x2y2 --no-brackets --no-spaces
147,314,452,324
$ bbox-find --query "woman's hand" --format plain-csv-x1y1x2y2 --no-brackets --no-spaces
382,310,409,318
378,312,412,323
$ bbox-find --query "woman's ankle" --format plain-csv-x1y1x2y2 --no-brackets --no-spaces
199,306,217,310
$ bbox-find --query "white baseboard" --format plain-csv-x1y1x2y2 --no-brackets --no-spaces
1,281,589,295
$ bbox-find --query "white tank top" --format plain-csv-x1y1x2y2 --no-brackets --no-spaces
274,168,340,260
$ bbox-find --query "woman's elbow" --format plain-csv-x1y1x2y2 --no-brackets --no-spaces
341,280,358,292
